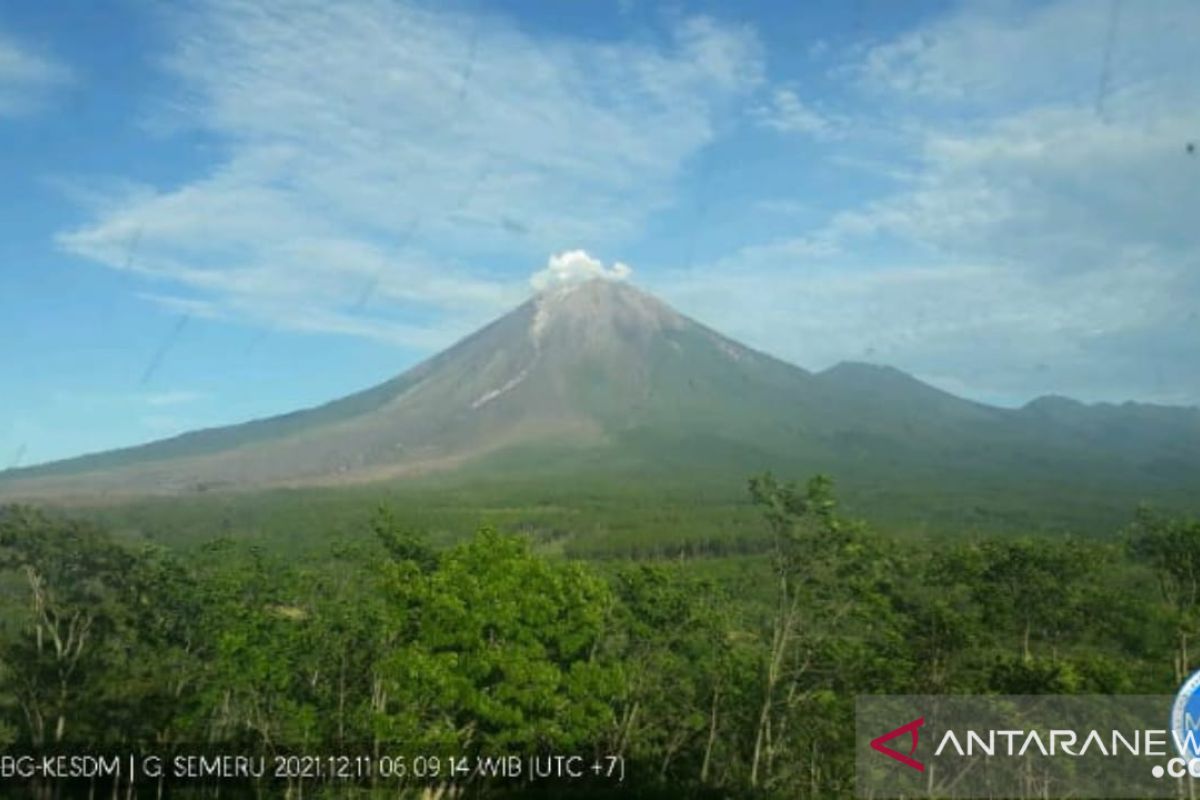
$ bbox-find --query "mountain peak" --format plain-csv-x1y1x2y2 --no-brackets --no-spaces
532,276,652,305
821,360,903,377
529,279,684,347
5,276,1199,507
818,361,925,388
1023,395,1086,413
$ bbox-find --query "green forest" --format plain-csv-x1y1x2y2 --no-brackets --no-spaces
0,474,1197,799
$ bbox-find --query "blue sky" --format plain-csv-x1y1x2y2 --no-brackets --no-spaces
1,0,1197,467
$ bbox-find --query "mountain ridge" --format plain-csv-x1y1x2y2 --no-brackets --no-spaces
2,279,1197,512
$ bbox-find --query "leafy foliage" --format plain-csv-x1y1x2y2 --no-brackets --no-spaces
0,479,1192,798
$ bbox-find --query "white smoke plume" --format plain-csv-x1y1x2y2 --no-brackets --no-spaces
529,250,633,292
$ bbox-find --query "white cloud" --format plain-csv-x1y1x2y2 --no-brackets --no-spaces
530,250,633,292
136,293,224,320
853,0,1200,121
59,0,762,349
664,0,1200,406
43,0,1199,407
0,28,70,116
752,88,842,140
835,102,1200,272
659,250,1192,406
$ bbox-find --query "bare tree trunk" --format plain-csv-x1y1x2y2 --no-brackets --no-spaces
750,641,778,785
337,653,346,746
752,577,795,788
700,686,719,784
616,701,640,756
659,735,683,781
55,677,68,744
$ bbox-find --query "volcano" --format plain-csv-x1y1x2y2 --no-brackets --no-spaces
2,279,1198,518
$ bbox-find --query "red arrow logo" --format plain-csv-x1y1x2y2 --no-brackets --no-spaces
870,717,925,772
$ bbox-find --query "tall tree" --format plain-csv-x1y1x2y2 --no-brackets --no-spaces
0,505,137,746
1127,508,1200,682
746,473,857,791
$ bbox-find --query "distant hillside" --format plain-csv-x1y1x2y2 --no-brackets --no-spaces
2,279,1197,530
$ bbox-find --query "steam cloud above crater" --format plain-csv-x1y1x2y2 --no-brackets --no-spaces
530,250,633,292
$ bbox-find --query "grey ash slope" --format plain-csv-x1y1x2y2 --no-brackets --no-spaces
2,279,1198,511
0,281,809,495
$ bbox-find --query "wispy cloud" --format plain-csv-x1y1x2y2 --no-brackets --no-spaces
751,88,843,140
852,0,1195,110
665,0,1200,406
41,0,1198,408
58,0,763,348
0,27,71,116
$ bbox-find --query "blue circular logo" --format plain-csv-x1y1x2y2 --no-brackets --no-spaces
1171,670,1200,757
